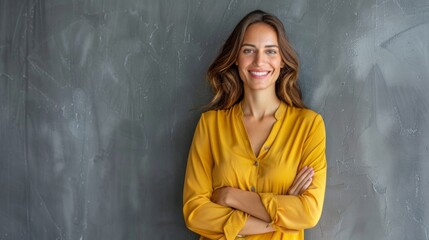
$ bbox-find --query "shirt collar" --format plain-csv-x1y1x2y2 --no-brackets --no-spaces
234,100,287,120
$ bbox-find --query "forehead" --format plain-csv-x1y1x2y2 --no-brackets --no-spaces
242,22,279,45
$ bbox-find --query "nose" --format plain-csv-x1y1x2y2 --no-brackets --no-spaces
254,51,266,66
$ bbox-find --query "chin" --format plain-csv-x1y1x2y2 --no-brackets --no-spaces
247,84,275,92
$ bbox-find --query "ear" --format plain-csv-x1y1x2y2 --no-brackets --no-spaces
281,61,285,68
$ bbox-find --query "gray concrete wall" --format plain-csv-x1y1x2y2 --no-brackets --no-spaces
1,0,428,239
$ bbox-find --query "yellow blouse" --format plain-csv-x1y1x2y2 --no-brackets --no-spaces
183,101,327,240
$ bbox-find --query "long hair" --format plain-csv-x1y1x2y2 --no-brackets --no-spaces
205,10,305,110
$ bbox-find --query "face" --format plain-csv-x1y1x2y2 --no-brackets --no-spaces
236,22,284,93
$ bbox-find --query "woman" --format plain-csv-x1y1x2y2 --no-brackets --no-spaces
183,10,326,240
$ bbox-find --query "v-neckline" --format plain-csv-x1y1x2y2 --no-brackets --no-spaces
236,101,286,159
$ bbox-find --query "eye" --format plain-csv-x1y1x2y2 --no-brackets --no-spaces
242,48,255,54
266,49,277,55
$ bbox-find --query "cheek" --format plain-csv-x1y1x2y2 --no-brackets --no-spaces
273,60,283,71
237,59,250,75
238,67,247,81
237,56,250,67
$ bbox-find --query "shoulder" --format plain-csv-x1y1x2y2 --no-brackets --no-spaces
200,109,218,120
284,106,326,142
200,106,236,123
287,106,324,124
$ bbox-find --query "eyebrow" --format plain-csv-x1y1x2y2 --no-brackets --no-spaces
241,43,279,48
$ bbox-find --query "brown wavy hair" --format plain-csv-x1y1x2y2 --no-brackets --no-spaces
205,10,305,110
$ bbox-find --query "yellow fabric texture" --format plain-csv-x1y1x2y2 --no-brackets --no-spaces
183,101,327,240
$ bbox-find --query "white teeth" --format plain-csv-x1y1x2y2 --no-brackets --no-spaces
250,71,269,76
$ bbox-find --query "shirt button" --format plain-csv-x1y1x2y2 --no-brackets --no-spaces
251,186,256,192
264,146,270,151
254,161,259,167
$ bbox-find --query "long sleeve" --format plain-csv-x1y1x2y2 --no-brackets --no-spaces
183,114,248,240
258,114,327,232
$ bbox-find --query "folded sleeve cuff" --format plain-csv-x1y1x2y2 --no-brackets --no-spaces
258,193,278,225
222,210,249,240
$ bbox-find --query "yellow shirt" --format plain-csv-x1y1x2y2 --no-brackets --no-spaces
183,101,327,240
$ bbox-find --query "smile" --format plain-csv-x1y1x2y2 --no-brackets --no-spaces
249,71,270,77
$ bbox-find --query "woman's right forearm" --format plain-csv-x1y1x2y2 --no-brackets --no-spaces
238,216,275,236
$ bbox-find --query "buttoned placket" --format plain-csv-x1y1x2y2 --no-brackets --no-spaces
252,144,272,193
235,102,286,194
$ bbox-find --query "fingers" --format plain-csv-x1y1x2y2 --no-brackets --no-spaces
294,167,314,192
289,166,308,190
287,166,314,195
300,177,312,193
294,166,310,181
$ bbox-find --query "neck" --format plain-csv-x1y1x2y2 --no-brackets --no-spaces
241,89,280,119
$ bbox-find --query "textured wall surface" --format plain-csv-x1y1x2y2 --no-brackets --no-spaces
1,0,429,239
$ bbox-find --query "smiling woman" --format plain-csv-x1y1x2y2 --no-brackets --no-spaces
204,10,305,111
183,10,327,240
236,23,285,94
